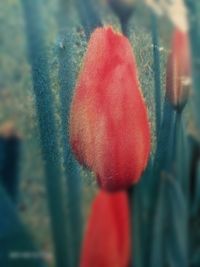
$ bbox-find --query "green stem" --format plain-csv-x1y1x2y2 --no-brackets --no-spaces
188,136,200,212
148,99,175,267
132,160,154,267
0,134,21,203
151,12,162,139
172,111,190,197
185,0,200,130
21,1,69,266
75,0,102,40
171,111,182,165
57,2,83,266
120,17,129,37
184,4,200,265
155,98,175,173
0,185,47,267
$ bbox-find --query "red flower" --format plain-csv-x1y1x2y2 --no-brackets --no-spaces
80,191,131,267
69,27,151,191
166,29,191,111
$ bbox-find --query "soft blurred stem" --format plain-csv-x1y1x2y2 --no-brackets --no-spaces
75,0,102,40
155,103,189,267
184,6,200,254
120,17,129,37
192,160,200,215
150,105,188,267
0,185,47,267
57,1,83,266
174,111,189,266
0,130,21,204
188,136,200,211
170,112,182,171
151,12,162,139
173,111,189,195
188,137,200,267
132,160,154,267
148,98,175,267
155,98,175,175
21,1,69,266
185,0,200,130
150,172,188,267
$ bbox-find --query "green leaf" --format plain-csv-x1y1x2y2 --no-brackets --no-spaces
21,1,70,266
150,173,188,267
0,186,47,267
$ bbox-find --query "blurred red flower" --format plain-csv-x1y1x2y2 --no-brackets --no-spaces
69,26,151,191
166,29,191,111
80,190,131,267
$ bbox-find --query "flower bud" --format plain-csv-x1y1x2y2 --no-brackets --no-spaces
166,29,191,111
80,191,131,267
69,27,151,191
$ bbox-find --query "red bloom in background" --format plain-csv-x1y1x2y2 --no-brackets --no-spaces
166,29,191,111
69,27,151,191
80,191,131,267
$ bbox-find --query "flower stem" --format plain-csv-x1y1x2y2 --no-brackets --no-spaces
185,0,200,130
21,1,69,266
151,12,162,139
57,2,83,266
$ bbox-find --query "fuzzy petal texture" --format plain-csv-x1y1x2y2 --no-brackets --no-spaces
166,29,191,111
80,191,131,267
69,26,151,191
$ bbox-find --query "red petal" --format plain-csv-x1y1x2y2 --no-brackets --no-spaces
70,26,151,190
80,190,131,267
